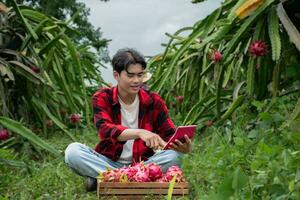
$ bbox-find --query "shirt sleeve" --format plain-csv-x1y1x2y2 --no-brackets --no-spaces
152,93,176,141
92,90,127,144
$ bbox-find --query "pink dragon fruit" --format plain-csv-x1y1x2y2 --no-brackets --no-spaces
165,166,185,182
132,162,150,182
134,170,150,182
119,166,137,181
70,113,81,124
172,102,177,108
176,96,184,103
249,40,268,57
148,163,163,181
98,163,186,183
0,129,10,141
210,50,222,63
100,169,117,182
99,169,125,182
132,162,147,172
30,66,41,73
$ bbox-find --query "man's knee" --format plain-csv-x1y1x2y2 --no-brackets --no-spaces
64,142,84,165
165,150,182,166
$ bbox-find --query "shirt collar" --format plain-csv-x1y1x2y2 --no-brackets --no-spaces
112,86,152,107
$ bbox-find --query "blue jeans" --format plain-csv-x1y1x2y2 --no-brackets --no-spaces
64,142,184,178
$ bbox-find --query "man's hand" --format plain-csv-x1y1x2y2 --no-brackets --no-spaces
138,130,166,150
170,135,192,154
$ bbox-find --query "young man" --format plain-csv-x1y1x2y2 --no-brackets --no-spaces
64,48,192,191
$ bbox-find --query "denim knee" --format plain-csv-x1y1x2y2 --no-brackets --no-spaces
165,150,183,166
64,142,83,165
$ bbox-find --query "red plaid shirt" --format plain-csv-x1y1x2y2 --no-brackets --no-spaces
92,86,175,162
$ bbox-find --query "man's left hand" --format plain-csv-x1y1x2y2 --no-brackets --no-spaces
169,135,192,154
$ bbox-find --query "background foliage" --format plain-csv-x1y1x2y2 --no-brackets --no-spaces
184,93,300,199
0,0,108,157
148,0,300,126
4,0,110,57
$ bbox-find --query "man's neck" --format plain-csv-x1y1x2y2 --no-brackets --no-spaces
118,87,137,105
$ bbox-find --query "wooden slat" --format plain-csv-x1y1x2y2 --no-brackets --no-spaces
97,181,189,199
99,188,188,195
99,195,186,200
101,195,180,200
98,181,189,188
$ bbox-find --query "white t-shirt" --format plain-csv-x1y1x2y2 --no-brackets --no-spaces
117,95,139,164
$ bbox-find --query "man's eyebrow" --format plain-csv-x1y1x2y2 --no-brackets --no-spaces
127,72,144,75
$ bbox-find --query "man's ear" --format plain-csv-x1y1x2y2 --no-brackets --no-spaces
113,71,119,80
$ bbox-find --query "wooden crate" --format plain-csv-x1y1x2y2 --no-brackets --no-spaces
97,180,189,200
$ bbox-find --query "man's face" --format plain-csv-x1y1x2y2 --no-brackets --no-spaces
114,63,144,95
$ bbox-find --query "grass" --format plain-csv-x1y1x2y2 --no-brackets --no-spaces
183,95,300,199
1,94,300,200
0,129,97,200
0,129,189,200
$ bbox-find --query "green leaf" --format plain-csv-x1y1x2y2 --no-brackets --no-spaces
232,167,248,190
0,158,28,168
167,175,177,200
32,98,76,141
268,6,281,61
62,35,90,127
0,116,62,158
11,0,38,40
234,137,244,146
39,32,64,55
218,95,244,123
223,0,275,59
154,8,222,92
218,175,234,199
8,60,44,85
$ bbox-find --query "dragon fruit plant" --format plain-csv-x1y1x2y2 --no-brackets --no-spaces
97,162,185,183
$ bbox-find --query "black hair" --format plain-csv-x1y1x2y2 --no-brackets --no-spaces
112,48,146,74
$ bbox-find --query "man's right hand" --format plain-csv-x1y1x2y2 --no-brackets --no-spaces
138,130,166,150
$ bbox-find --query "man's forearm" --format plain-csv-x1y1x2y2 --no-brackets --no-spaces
116,129,140,141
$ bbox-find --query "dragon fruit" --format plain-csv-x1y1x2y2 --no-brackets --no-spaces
99,169,125,182
0,129,10,141
119,166,137,181
172,102,177,108
134,170,150,182
165,166,185,182
97,163,185,183
176,96,184,103
132,162,150,182
249,40,268,57
30,66,41,73
132,162,147,172
148,163,163,181
70,113,81,124
210,50,222,63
